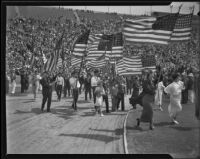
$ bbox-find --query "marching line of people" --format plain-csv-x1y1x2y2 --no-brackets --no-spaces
6,67,200,125
129,69,200,130
6,68,127,116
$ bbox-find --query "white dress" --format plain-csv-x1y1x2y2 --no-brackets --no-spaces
155,81,165,106
164,81,184,118
95,87,105,108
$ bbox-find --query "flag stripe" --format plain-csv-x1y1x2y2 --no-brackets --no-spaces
123,14,178,45
73,30,90,57
171,14,193,42
116,55,156,76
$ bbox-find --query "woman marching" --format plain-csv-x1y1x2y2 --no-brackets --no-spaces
94,80,105,117
154,75,165,111
164,73,185,124
32,70,41,100
136,70,156,130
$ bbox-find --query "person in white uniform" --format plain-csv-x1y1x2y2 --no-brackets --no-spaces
155,76,165,111
164,73,185,124
91,70,100,104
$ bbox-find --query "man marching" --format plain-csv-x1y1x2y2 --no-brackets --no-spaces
40,71,57,112
56,73,64,101
91,70,100,104
69,71,80,111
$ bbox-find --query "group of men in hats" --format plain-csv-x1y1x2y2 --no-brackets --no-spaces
38,68,126,114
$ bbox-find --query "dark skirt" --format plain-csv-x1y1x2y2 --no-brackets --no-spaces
140,94,154,123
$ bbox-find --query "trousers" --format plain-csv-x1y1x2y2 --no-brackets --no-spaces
72,88,79,110
103,94,109,113
56,85,63,100
92,86,97,104
41,88,52,111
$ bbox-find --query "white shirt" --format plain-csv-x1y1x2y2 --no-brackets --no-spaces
69,77,80,89
56,76,64,87
91,76,100,87
36,74,41,80
164,81,184,100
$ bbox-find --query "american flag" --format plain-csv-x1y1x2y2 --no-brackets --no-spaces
57,57,63,68
43,31,64,72
72,30,90,57
123,13,178,45
105,32,123,64
102,61,111,75
86,34,113,61
86,33,123,62
86,34,103,61
86,59,106,70
111,32,123,58
43,49,59,72
70,56,82,70
141,55,156,71
116,55,156,76
98,34,113,60
170,13,193,41
124,56,143,75
116,59,125,76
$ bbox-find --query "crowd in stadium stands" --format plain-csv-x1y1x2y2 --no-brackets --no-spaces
5,8,200,121
6,8,199,86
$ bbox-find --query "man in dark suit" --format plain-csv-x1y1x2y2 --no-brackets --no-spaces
117,84,125,111
20,70,25,93
84,73,92,101
63,74,71,98
102,76,110,113
40,71,57,112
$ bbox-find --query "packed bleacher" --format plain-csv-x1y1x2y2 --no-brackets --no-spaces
6,6,199,77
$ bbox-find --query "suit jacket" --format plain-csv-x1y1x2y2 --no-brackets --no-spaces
84,78,91,88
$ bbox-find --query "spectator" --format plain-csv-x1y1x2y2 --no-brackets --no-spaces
10,69,17,95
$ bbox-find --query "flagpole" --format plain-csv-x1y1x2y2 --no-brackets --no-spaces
170,5,173,13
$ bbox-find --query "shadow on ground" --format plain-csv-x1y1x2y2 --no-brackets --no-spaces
77,100,91,104
23,99,36,103
13,106,77,120
7,93,28,97
170,126,197,131
154,122,174,127
89,128,123,136
126,126,144,131
59,133,120,143
80,111,95,117
13,109,43,115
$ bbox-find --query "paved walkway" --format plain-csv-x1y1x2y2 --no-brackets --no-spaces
6,91,132,154
125,97,200,158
